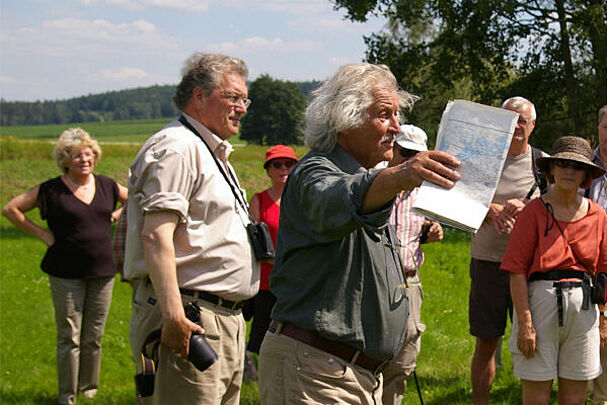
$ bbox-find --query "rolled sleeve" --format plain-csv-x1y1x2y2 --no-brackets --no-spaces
132,141,198,223
295,159,391,240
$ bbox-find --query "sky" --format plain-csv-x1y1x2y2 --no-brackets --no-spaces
0,0,387,102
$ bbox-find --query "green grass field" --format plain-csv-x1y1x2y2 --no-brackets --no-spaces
0,123,531,404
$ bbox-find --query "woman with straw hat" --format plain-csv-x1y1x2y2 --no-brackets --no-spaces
501,136,607,404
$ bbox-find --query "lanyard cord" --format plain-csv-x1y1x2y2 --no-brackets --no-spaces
178,115,250,215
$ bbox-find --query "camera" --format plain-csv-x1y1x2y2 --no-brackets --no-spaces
246,221,275,261
184,301,218,372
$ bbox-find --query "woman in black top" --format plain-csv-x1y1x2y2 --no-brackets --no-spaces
2,128,127,405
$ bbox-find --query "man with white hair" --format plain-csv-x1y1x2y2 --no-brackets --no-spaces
381,125,444,405
258,63,461,403
469,96,547,404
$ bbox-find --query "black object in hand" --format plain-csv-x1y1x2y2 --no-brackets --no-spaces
189,334,218,371
184,301,218,371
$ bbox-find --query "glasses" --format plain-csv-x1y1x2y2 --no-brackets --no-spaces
396,146,419,159
269,160,295,170
554,159,587,171
221,92,251,108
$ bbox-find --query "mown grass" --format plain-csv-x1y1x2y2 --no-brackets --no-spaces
0,127,535,404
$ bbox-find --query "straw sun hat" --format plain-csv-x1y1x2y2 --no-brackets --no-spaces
536,136,605,179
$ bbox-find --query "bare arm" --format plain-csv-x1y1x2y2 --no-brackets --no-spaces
361,150,461,214
111,183,129,224
249,193,261,222
510,272,536,358
141,211,203,357
2,185,54,246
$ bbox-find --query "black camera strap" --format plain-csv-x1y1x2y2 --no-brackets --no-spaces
178,115,250,216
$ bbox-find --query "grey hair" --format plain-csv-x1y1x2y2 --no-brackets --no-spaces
53,128,101,173
501,96,536,121
173,53,249,111
598,105,607,125
304,63,418,153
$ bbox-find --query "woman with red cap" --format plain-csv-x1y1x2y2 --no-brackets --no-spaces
244,145,298,377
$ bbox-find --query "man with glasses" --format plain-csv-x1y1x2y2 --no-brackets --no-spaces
125,53,258,405
469,96,547,404
381,125,444,405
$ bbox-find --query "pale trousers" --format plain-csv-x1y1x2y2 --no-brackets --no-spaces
129,279,245,405
381,278,424,405
258,331,383,404
48,275,115,405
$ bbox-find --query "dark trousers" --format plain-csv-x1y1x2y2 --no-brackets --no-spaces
246,290,276,353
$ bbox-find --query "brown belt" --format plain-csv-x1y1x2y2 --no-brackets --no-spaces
268,320,388,374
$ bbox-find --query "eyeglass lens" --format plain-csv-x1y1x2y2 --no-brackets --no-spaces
271,160,295,169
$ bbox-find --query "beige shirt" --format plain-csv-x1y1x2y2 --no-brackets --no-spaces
124,114,259,300
470,146,540,262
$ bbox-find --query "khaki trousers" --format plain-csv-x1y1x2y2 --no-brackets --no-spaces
258,331,382,404
49,275,115,405
129,280,245,405
381,278,424,405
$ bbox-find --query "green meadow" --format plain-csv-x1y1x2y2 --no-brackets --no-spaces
1,119,532,404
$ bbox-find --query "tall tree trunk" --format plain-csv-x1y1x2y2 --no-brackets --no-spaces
587,0,607,106
555,0,585,136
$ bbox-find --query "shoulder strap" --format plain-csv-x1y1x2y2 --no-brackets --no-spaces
528,146,548,198
540,197,592,274
178,115,249,215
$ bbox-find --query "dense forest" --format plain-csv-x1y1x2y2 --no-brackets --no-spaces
0,81,320,127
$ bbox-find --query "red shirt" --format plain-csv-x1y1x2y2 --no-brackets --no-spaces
256,190,280,290
501,198,607,278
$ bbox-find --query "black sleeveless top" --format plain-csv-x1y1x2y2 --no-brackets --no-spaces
38,175,119,279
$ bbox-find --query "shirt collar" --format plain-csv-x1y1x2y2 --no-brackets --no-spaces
327,144,368,175
182,112,234,164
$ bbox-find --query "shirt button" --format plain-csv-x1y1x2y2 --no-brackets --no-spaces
328,358,335,365
303,351,309,357
296,366,301,372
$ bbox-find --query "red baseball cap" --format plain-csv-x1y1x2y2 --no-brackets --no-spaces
264,145,298,168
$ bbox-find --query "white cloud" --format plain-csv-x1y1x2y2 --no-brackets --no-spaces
89,67,149,82
0,75,18,85
80,0,211,11
207,36,319,54
221,0,327,15
3,18,175,57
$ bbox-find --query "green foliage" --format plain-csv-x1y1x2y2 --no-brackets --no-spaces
0,85,180,126
333,0,607,150
240,75,307,145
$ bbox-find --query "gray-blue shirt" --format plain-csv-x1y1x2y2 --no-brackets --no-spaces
270,144,408,361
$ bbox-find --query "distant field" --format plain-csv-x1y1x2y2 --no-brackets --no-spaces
0,118,174,143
